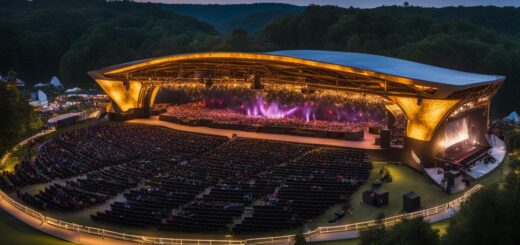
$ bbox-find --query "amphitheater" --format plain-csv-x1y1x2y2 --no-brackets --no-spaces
0,50,507,244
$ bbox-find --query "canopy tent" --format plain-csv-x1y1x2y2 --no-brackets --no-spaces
34,82,48,88
506,111,520,123
37,90,48,106
65,87,83,93
49,76,62,87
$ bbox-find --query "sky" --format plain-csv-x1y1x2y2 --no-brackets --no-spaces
144,0,520,8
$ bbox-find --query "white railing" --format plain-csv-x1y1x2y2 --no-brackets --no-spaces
0,183,482,245
0,129,55,167
246,184,481,244
0,125,483,244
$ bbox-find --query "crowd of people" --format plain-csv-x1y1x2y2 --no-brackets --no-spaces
155,82,392,133
0,123,227,196
1,123,372,234
163,102,384,133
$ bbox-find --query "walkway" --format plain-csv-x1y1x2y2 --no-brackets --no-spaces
128,117,382,150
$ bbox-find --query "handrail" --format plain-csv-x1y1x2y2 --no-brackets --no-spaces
0,183,482,245
0,129,55,167
0,127,483,245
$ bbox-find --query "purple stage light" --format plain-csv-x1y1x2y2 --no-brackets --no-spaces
246,95,299,119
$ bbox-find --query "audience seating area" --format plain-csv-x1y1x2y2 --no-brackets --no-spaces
1,123,371,234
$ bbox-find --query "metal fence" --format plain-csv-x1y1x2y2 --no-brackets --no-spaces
0,129,55,167
0,182,482,245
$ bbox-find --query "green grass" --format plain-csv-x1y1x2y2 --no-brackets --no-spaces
2,144,33,172
1,120,106,173
0,210,73,245
0,121,513,244
311,162,454,227
431,219,450,236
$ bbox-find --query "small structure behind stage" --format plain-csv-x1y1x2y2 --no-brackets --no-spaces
48,112,84,129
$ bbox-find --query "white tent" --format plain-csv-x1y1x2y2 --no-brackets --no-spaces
65,87,83,93
38,90,48,106
34,82,48,88
49,76,62,87
16,79,25,87
506,111,519,123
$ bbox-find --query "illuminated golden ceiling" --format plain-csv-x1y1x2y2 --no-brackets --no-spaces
89,51,503,142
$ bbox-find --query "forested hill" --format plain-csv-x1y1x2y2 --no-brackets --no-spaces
0,0,217,84
2,1,520,116
162,3,304,33
257,5,520,116
374,6,520,36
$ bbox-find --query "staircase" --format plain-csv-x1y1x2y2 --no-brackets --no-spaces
228,206,255,230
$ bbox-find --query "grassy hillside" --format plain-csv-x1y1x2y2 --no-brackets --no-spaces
0,210,73,245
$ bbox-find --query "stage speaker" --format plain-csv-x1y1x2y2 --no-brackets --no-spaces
403,191,421,212
362,190,374,205
380,129,390,149
445,171,455,187
373,188,389,207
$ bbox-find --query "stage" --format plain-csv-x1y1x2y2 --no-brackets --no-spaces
128,117,383,150
464,135,506,179
424,135,506,193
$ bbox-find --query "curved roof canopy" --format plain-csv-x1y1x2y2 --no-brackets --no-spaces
266,50,502,86
89,50,504,100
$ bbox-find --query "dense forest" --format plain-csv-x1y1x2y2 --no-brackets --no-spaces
1,0,520,116
163,3,303,33
0,0,217,83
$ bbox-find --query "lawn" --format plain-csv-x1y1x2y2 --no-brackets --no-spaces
431,218,450,236
0,120,513,244
1,143,35,172
311,162,454,227
1,119,106,173
0,210,73,245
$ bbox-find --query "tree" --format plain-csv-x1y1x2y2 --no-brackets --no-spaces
442,172,520,245
360,214,439,245
0,83,42,155
293,230,307,245
359,212,386,245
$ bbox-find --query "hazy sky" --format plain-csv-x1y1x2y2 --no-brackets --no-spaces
144,0,520,8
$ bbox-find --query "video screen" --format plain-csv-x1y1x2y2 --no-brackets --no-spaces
444,117,469,148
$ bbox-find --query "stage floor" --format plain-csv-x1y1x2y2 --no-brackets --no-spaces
424,135,506,193
464,135,506,179
128,117,383,150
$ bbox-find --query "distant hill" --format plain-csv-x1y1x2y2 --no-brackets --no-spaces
0,0,217,84
372,6,520,36
162,3,304,33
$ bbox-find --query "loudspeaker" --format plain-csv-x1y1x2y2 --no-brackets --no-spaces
362,190,374,205
363,189,389,207
380,129,390,149
373,188,389,207
445,171,455,187
403,191,421,212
